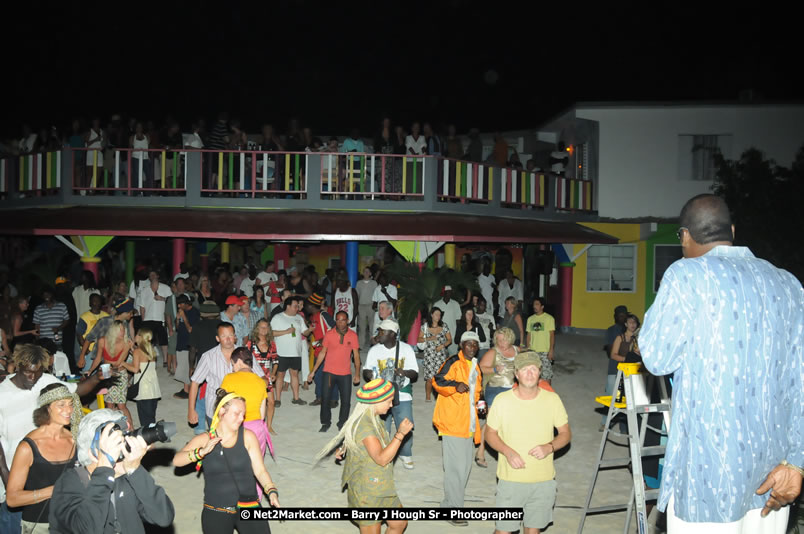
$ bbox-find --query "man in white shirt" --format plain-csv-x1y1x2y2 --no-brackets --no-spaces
497,269,524,321
475,297,496,351
239,265,258,298
434,286,463,356
255,260,278,290
0,344,104,527
270,297,312,406
372,273,398,327
138,269,172,367
72,270,101,320
362,319,419,469
476,261,496,317
355,267,378,348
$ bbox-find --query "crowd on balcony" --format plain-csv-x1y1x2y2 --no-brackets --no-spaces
1,113,556,173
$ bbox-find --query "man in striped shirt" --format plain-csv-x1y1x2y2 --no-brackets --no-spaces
187,321,265,429
32,287,70,350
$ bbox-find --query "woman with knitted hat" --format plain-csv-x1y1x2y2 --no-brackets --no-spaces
6,383,81,532
174,388,279,534
315,378,412,534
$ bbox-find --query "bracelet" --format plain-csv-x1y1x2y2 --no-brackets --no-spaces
549,443,554,453
781,460,804,477
266,487,279,500
33,489,39,501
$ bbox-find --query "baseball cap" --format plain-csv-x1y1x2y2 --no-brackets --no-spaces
460,331,480,344
114,297,135,314
377,319,399,334
225,295,242,306
514,351,543,371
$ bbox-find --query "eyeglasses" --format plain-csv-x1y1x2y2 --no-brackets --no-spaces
676,227,688,241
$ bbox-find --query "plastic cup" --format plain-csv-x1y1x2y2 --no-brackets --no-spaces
101,363,111,379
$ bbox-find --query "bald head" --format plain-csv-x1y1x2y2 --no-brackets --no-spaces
679,194,733,245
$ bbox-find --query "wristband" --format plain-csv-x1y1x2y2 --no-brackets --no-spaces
266,487,279,500
781,460,804,477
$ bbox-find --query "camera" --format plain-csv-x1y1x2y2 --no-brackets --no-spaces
98,420,177,461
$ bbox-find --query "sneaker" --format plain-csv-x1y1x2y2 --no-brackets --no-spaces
446,519,468,527
399,456,414,470
318,425,330,432
173,390,189,399
291,398,308,405
310,398,322,406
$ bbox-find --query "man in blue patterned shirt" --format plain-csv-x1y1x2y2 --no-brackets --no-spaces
641,194,803,533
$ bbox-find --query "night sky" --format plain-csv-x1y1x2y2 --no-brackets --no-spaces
4,3,801,138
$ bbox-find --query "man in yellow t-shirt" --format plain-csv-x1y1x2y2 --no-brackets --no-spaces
525,297,555,383
76,293,109,372
485,352,571,534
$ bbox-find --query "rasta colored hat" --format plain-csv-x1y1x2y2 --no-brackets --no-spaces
114,297,135,314
54,276,69,286
356,378,395,404
514,351,543,371
308,293,324,307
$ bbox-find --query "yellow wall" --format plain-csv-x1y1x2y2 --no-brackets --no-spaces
570,223,646,330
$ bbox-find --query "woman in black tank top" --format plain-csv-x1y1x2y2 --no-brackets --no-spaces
174,389,280,534
5,384,78,529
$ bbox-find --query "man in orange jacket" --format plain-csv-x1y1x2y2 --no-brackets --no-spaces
432,331,483,526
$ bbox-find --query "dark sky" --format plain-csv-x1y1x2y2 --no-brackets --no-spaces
4,3,801,138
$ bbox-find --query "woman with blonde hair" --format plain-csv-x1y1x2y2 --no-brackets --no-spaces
174,388,279,533
88,320,134,423
247,318,277,433
315,378,412,534
195,275,214,306
474,326,519,468
117,327,162,427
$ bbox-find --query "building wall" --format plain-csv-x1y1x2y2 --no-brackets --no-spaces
574,105,804,219
644,223,681,310
570,223,646,329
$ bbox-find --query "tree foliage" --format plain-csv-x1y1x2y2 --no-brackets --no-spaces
712,146,804,282
384,263,479,337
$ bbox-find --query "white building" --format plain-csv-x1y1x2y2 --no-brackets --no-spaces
533,102,804,218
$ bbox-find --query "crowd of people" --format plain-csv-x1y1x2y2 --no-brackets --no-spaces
0,192,801,534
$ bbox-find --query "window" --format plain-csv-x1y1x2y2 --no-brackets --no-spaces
654,245,683,292
677,134,733,181
586,245,636,292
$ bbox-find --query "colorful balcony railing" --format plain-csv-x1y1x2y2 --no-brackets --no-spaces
0,148,595,216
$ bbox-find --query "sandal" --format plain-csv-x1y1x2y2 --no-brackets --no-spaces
475,456,488,468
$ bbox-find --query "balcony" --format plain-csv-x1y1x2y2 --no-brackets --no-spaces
0,148,596,222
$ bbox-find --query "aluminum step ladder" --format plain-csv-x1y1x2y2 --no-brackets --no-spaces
577,362,671,534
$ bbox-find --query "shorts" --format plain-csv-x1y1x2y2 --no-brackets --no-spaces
143,321,168,346
535,351,554,380
495,478,556,532
484,385,511,408
277,356,301,372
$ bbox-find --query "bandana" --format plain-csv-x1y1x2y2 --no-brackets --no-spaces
38,385,83,442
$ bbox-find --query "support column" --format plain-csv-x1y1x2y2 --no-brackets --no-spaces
274,244,290,271
558,262,575,330
81,256,101,281
444,244,456,269
185,243,193,268
200,254,209,275
345,241,359,288
221,241,230,264
125,240,136,286
172,238,186,277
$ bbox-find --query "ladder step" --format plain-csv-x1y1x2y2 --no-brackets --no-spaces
586,504,631,513
640,446,666,457
645,489,660,500
634,403,671,413
599,457,631,468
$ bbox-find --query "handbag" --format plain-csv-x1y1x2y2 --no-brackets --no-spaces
127,360,151,401
417,324,428,351
220,431,260,509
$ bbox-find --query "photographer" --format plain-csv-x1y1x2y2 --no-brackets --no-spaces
49,409,174,534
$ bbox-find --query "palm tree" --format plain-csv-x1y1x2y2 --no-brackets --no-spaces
385,263,480,338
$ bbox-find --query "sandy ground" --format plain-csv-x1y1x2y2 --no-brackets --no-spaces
125,332,654,533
